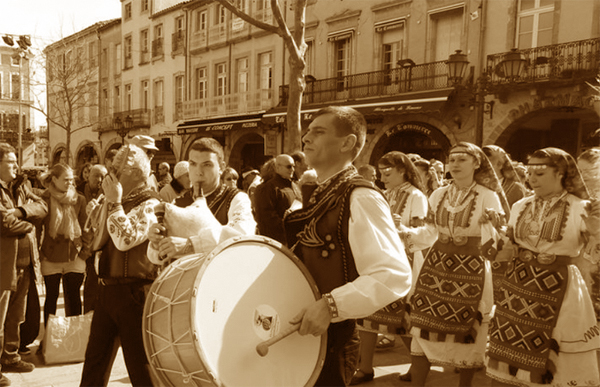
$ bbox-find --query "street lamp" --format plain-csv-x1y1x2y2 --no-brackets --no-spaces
113,115,133,145
447,48,525,146
447,50,469,86
2,34,32,167
499,48,527,82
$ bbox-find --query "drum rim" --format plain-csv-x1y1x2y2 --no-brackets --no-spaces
191,235,327,387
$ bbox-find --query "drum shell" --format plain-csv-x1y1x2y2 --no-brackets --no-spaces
143,236,326,387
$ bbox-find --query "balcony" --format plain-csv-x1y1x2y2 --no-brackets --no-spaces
254,7,273,24
152,38,164,58
183,89,274,120
487,37,600,87
190,30,207,52
230,17,250,40
208,24,227,46
0,130,35,144
279,61,449,106
172,31,185,55
96,109,151,132
140,50,150,65
154,106,164,124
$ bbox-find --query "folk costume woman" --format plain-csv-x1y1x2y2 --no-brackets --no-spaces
39,163,91,324
351,151,437,385
486,147,600,387
483,145,530,301
410,142,509,387
576,148,600,322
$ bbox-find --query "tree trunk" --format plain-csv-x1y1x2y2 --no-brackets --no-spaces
285,56,305,153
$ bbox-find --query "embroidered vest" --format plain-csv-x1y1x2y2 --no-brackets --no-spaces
284,176,375,293
175,184,239,225
98,189,161,280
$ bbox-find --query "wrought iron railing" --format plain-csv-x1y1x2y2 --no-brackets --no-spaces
279,61,449,105
487,37,600,85
152,38,164,58
172,31,185,54
183,89,274,119
96,109,151,132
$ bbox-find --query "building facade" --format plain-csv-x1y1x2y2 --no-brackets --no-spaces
46,0,600,175
0,40,35,164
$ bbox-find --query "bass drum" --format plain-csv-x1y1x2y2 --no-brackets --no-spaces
143,236,326,387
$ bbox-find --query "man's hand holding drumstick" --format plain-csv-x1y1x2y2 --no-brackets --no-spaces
289,297,333,337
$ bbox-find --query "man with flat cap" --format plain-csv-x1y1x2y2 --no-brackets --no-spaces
129,135,160,191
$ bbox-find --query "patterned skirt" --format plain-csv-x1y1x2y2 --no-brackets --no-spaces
409,240,494,368
486,262,600,387
357,251,425,335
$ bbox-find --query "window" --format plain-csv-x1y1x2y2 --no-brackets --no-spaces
102,88,108,116
195,67,207,99
125,84,132,111
333,36,351,91
517,0,554,49
195,10,207,33
125,2,132,20
430,8,463,62
304,41,314,77
140,29,149,63
141,0,149,12
216,63,227,97
11,73,20,100
153,24,164,57
175,74,184,120
154,80,164,107
377,21,405,84
259,52,272,95
216,4,226,24
114,85,121,112
237,57,249,93
154,79,164,123
115,43,122,75
173,17,185,52
175,75,184,104
124,35,133,68
141,80,149,110
89,41,98,67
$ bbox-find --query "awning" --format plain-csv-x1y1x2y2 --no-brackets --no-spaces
177,113,263,135
262,88,453,125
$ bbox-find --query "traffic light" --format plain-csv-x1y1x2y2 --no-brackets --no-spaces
17,35,31,50
2,35,14,46
2,35,31,50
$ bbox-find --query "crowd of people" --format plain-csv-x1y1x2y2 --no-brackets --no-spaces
0,108,599,387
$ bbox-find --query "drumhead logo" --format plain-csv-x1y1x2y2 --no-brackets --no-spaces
254,305,281,340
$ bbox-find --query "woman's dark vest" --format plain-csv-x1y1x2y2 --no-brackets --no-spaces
98,189,161,280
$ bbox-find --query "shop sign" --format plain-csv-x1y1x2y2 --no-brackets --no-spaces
387,123,432,137
264,131,278,156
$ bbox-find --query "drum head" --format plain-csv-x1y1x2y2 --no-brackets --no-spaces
192,236,326,387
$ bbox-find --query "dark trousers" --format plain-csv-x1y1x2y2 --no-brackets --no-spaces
315,320,360,387
20,267,40,347
80,282,153,387
83,259,99,314
1,267,31,365
43,272,84,325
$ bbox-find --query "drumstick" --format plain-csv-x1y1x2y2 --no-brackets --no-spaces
256,323,300,357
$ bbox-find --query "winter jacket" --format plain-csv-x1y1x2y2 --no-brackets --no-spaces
0,175,48,291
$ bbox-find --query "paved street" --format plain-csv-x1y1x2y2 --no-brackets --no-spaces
8,284,493,387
